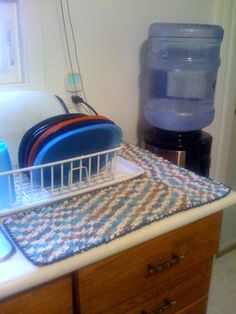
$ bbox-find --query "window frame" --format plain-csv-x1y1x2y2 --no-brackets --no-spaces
0,0,23,85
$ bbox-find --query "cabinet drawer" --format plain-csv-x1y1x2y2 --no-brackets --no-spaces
1,275,73,314
104,260,211,313
176,297,208,314
76,212,222,314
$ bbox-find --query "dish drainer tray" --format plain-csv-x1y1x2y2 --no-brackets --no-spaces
0,146,144,217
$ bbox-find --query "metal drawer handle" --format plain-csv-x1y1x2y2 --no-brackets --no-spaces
142,299,176,314
147,254,184,275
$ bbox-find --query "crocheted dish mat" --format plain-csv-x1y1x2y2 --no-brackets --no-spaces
3,143,230,266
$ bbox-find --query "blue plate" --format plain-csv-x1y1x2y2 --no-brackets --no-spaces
28,117,114,167
32,124,122,186
18,113,85,168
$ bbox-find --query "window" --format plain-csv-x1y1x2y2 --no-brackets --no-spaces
0,0,23,84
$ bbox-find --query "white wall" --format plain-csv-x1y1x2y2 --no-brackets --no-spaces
5,0,217,145
207,0,236,182
213,0,236,250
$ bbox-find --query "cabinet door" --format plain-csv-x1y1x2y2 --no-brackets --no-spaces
76,212,222,314
0,275,73,314
103,260,211,314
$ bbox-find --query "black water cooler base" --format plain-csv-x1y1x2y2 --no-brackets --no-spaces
141,128,212,177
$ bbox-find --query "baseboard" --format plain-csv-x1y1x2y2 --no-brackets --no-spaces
217,242,236,257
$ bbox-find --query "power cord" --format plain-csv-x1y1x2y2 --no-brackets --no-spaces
59,0,98,115
71,95,98,115
65,0,87,103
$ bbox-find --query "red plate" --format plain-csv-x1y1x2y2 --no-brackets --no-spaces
27,115,110,167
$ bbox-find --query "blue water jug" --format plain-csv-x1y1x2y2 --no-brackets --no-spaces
144,23,224,131
0,141,15,209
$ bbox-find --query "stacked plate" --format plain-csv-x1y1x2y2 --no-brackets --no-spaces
18,114,122,187
0,91,69,166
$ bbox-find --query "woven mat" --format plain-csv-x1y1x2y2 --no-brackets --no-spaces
3,143,230,266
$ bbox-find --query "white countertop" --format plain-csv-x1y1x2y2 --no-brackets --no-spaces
1,191,236,301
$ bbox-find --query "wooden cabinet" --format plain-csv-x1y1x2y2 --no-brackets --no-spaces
100,260,212,314
75,212,222,314
0,212,222,314
0,275,73,314
176,297,208,314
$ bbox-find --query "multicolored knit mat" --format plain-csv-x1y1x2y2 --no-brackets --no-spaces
3,143,230,266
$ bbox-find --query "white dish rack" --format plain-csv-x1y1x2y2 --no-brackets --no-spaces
0,146,144,217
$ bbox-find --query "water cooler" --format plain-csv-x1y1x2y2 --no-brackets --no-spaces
142,23,224,177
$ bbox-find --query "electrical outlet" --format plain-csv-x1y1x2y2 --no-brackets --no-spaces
65,73,82,93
